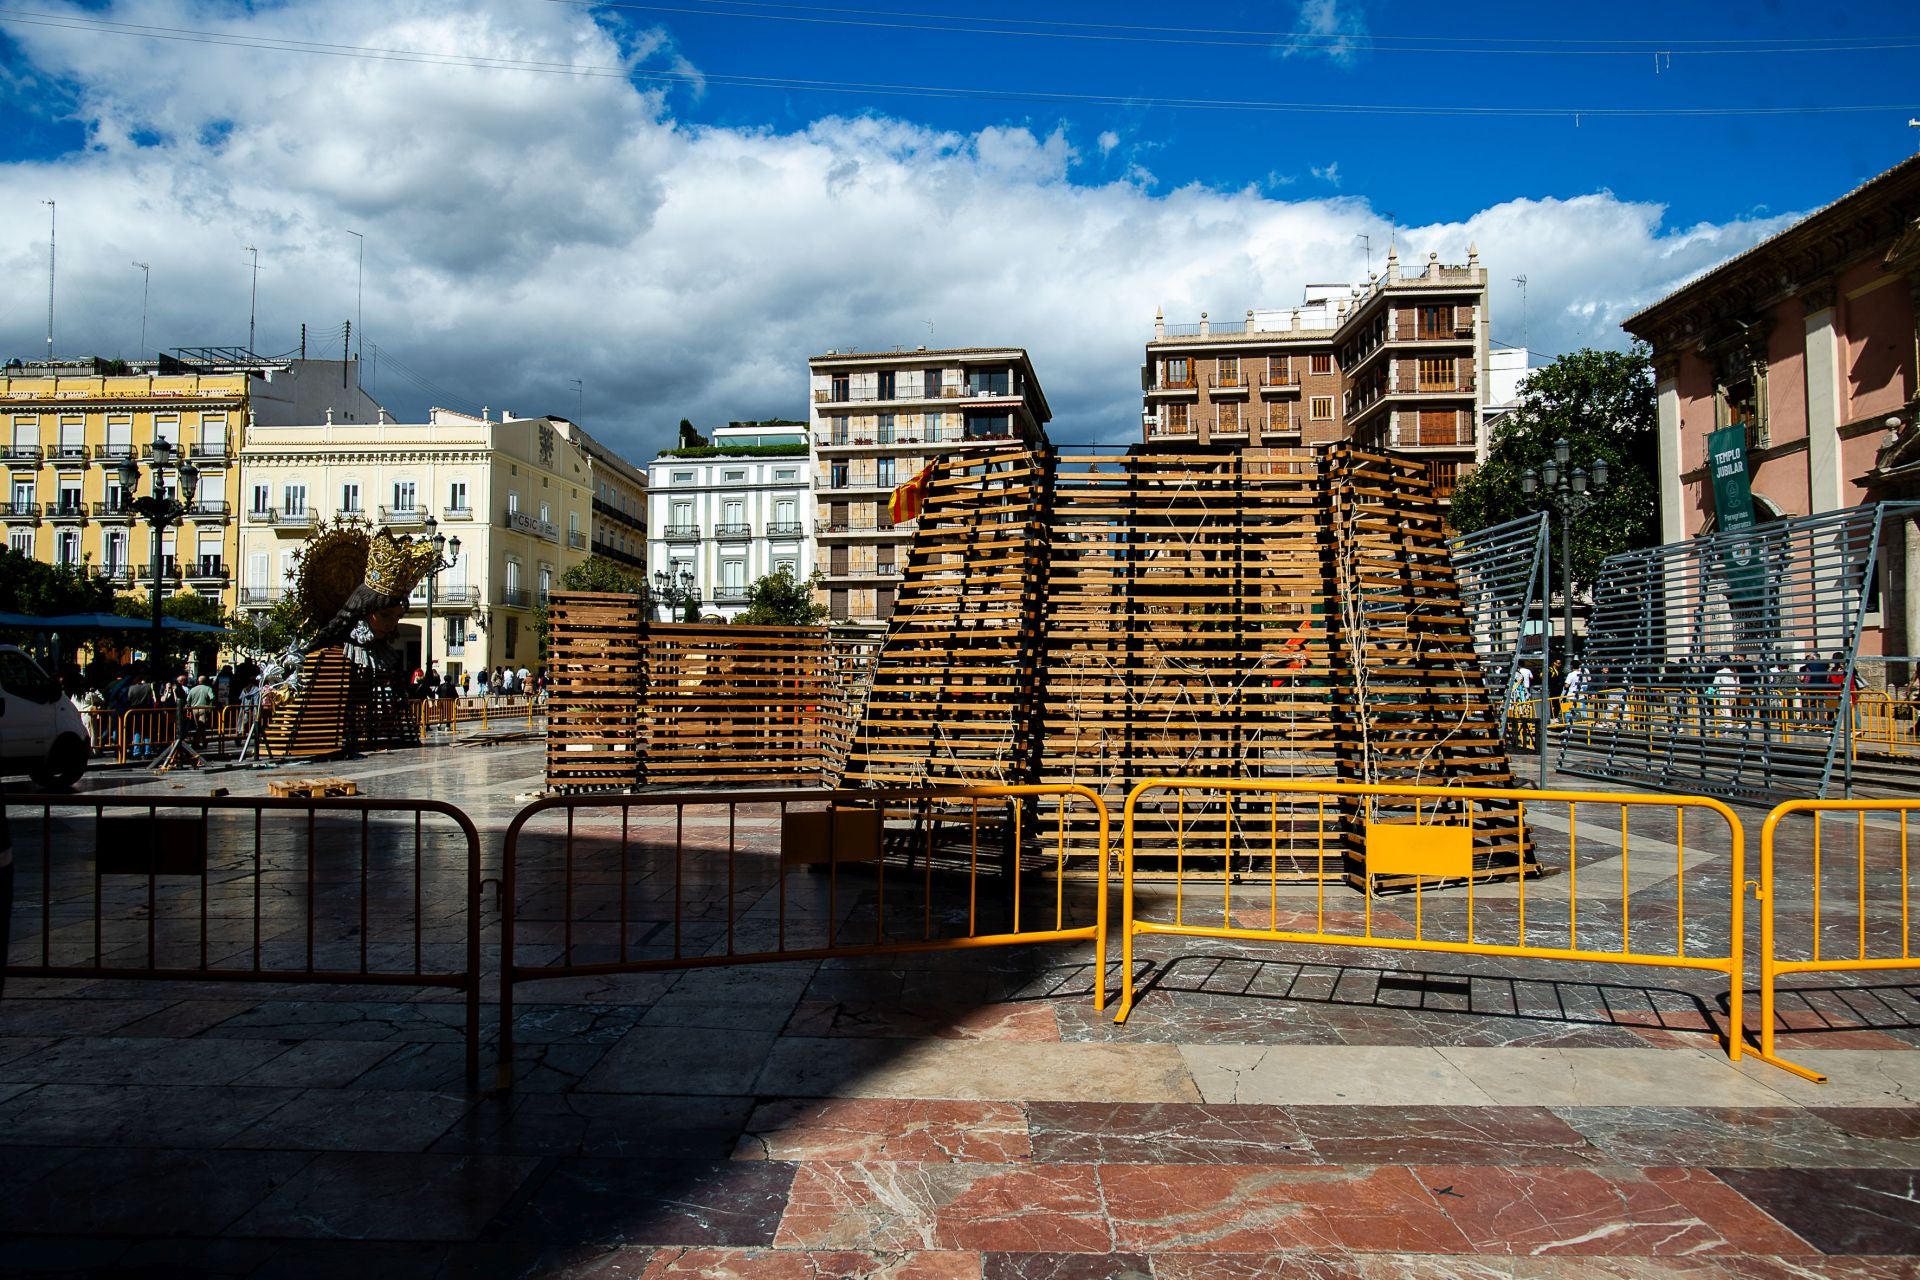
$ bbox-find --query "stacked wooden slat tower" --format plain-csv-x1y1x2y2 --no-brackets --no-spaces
848,442,1534,885
843,447,1051,787
258,648,418,760
258,647,356,760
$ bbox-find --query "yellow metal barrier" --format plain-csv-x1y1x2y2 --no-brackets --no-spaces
411,695,543,738
1116,778,1748,1062
80,708,119,758
1851,693,1919,759
118,707,174,761
1757,799,1919,1083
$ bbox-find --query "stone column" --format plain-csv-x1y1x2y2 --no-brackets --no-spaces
1802,281,1845,514
1654,353,1685,543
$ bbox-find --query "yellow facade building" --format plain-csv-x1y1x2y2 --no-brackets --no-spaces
3,361,250,611
1,355,383,620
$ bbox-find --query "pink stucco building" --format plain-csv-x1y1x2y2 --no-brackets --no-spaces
1623,155,1918,537
1622,155,1919,663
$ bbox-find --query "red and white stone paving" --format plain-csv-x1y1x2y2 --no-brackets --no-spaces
1,742,1915,1277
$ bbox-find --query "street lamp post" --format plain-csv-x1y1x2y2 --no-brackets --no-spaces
1523,435,1609,685
414,515,461,678
652,568,697,623
118,440,199,674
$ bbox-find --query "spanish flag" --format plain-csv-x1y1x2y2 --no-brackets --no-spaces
889,461,936,526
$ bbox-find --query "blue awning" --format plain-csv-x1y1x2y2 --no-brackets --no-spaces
0,611,232,634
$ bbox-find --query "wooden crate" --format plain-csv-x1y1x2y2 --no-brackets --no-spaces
266,777,359,798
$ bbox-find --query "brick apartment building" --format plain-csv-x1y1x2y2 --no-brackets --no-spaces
1142,244,1493,500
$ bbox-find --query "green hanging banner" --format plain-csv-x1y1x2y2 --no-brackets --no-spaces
1707,425,1755,533
1708,424,1764,606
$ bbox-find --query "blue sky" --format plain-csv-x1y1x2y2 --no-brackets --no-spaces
1,1,1917,452
619,0,1920,225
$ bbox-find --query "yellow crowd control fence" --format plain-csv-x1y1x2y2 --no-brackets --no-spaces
1116,778,1748,1061
1851,692,1920,759
414,694,543,737
1757,799,1919,1083
498,783,1109,1086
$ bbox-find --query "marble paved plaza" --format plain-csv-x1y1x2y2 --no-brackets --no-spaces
1,741,1917,1278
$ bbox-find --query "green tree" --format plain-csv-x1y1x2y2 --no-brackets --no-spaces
1449,345,1659,589
735,569,829,626
114,588,235,672
533,556,647,654
0,547,115,618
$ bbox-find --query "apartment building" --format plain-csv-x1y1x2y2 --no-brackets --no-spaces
809,347,1052,624
237,408,593,676
1142,244,1492,500
647,423,813,622
552,417,648,574
0,352,381,615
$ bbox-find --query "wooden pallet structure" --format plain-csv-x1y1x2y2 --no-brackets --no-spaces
544,592,648,791
266,777,360,798
848,442,1535,886
843,446,1051,788
542,597,875,792
646,623,843,788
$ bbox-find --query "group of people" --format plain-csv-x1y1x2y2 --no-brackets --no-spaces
65,661,269,757
1710,652,1861,722
408,664,547,702
1509,651,1866,728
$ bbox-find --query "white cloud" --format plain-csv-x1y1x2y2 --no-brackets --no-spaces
0,0,1797,455
1097,130,1120,156
1277,0,1372,66
1311,162,1342,188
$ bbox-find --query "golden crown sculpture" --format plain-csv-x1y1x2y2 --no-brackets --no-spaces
364,530,441,600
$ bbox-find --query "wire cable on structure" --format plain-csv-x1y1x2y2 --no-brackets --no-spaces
2,9,1916,119
554,0,1920,57
364,342,485,417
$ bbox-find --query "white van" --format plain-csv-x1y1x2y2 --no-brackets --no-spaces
0,644,90,788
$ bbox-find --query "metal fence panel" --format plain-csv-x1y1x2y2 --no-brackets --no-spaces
1449,512,1551,747
1758,799,1920,1083
1114,777,1748,1065
3,793,484,1087
498,784,1110,1086
1564,503,1920,802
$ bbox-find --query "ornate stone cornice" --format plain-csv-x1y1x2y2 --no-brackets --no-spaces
0,395,241,412
1798,279,1837,313
238,449,492,467
1624,156,1920,349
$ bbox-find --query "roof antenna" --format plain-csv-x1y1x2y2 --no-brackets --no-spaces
1512,275,1529,351
1357,232,1371,278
